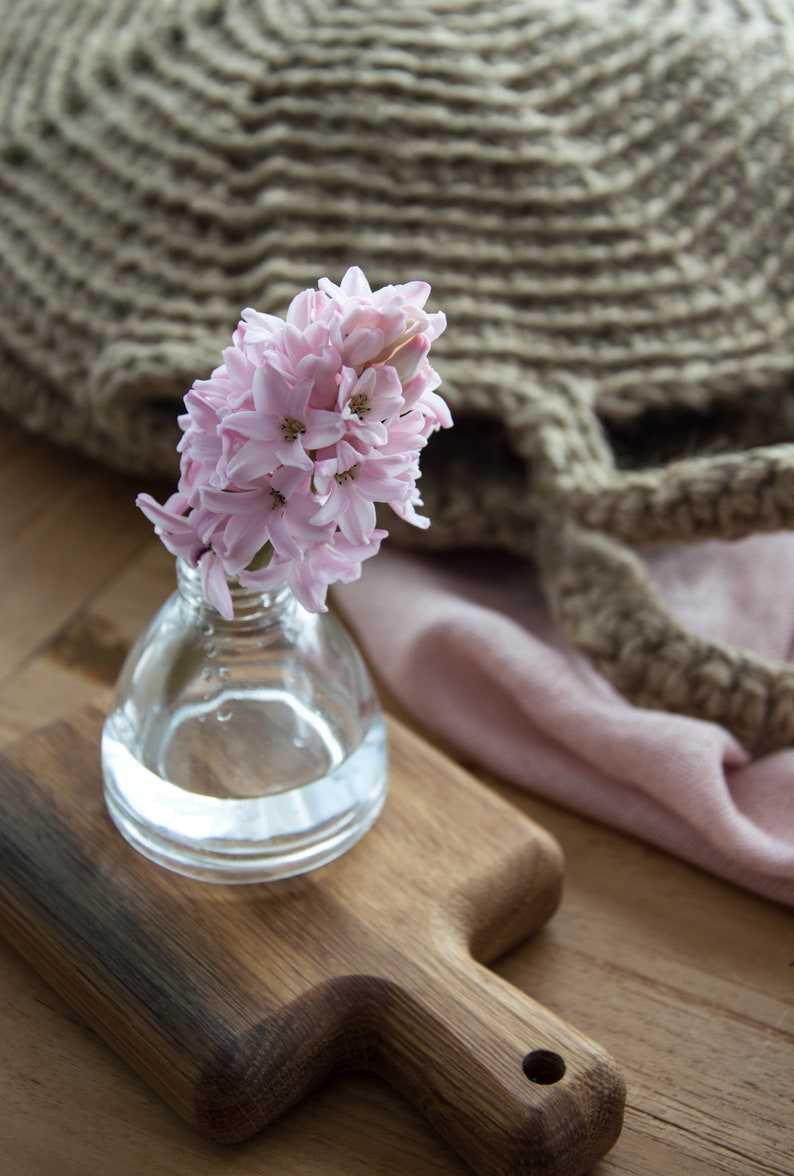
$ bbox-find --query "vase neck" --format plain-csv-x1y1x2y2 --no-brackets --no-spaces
176,559,295,627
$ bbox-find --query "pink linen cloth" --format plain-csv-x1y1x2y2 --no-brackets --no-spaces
333,534,794,907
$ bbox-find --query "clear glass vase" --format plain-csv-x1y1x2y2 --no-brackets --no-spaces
101,559,388,883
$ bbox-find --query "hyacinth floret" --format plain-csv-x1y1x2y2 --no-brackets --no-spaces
137,267,450,617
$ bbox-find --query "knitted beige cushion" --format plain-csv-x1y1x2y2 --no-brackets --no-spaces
2,0,794,750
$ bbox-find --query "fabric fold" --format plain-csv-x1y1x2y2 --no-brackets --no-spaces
333,536,794,906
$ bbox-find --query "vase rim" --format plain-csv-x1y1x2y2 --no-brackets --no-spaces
175,557,294,624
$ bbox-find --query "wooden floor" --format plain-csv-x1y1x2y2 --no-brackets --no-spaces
0,414,791,1175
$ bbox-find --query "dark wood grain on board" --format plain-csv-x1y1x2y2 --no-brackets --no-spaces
0,705,625,1176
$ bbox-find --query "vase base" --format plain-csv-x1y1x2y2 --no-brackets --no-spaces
101,712,388,884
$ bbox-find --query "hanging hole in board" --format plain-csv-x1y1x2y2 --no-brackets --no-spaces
522,1049,566,1085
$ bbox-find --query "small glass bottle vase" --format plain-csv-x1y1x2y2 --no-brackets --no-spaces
101,560,388,883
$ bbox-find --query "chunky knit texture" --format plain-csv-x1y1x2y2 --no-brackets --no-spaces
2,0,794,750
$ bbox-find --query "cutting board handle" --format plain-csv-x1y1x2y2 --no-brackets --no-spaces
367,951,625,1176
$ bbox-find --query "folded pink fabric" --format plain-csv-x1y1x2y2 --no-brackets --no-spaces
333,535,794,907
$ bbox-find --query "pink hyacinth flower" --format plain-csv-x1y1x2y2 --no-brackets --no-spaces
223,365,344,481
312,440,409,545
137,266,451,615
336,364,404,446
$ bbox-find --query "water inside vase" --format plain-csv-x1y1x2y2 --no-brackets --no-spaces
102,698,387,881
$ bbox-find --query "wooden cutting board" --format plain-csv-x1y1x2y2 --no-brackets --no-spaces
0,705,624,1175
